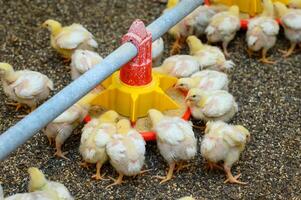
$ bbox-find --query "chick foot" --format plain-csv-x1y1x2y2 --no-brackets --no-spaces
259,49,276,64
223,165,247,185
154,162,175,184
54,142,69,159
106,173,124,188
6,102,23,111
279,42,296,58
170,37,183,55
92,162,108,180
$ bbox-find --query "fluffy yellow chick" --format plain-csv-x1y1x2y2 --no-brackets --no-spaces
152,37,164,67
44,100,90,159
246,0,279,64
201,121,250,184
79,110,119,180
187,36,235,72
186,88,238,122
154,55,200,78
163,0,197,54
42,19,98,61
205,5,241,57
70,50,103,80
289,0,301,8
0,63,53,112
175,70,229,92
106,118,146,187
148,109,197,183
274,2,301,57
28,167,73,199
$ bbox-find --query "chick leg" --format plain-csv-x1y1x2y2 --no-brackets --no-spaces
259,48,276,64
54,141,68,160
154,162,176,184
170,37,184,55
222,40,230,57
176,161,192,173
80,161,92,169
279,42,297,58
247,48,253,58
106,173,124,188
205,161,223,171
223,164,247,185
92,162,107,180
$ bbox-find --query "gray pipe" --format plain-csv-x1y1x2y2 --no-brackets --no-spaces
0,0,203,160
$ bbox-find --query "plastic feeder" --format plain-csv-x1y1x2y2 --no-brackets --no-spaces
80,19,191,141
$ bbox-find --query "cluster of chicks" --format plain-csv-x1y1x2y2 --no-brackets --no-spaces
1,0,301,199
164,0,301,63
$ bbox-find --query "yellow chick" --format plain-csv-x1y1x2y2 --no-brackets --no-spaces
289,0,301,8
0,63,53,113
186,88,238,122
163,0,195,54
42,19,98,61
205,5,241,57
79,110,119,180
201,121,250,184
187,36,235,72
70,50,103,80
246,0,279,64
154,55,200,78
148,109,197,184
175,70,229,92
274,2,301,57
44,101,90,159
152,37,164,67
106,118,146,187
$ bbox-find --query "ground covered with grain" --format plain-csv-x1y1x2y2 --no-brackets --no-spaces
0,0,301,199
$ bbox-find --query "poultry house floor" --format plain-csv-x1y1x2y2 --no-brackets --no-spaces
0,0,301,199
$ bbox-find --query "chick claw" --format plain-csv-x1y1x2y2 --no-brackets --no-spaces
224,173,247,185
106,174,125,188
54,150,69,160
205,162,223,171
6,102,22,111
259,57,276,64
176,162,191,173
92,173,108,181
154,175,174,184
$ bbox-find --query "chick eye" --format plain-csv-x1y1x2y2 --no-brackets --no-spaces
192,95,197,98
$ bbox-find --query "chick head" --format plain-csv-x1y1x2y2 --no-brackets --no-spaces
229,5,240,16
167,0,179,9
273,2,289,18
175,78,194,91
186,88,205,105
0,62,14,77
116,118,131,134
148,109,164,127
235,125,250,142
98,110,119,123
186,36,204,55
42,19,62,33
289,0,301,8
28,167,47,192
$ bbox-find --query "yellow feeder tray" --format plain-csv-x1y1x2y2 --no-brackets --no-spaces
80,71,179,122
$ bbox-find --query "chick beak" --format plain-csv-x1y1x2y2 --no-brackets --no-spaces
185,96,191,103
40,22,47,28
